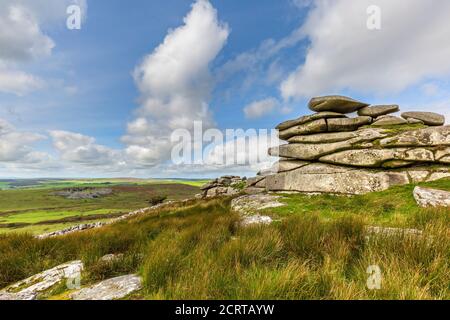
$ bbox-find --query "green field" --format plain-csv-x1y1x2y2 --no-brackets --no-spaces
0,178,209,190
270,177,450,227
0,179,201,235
0,178,448,299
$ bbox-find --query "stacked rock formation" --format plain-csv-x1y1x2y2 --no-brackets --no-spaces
247,95,450,195
198,176,246,198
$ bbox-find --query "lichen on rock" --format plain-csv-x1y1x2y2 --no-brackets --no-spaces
244,95,449,195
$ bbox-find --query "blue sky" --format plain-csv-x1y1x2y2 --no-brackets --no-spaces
0,0,450,178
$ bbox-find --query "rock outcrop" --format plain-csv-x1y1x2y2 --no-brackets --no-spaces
52,187,112,199
0,259,142,300
413,187,450,208
198,176,246,199
247,95,450,195
309,95,369,113
70,274,142,300
358,105,399,117
401,112,445,126
231,194,285,227
0,261,83,300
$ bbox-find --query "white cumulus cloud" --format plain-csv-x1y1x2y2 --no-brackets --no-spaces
49,130,122,167
244,98,279,119
0,0,88,95
123,0,229,166
0,69,44,95
0,118,47,162
281,0,450,99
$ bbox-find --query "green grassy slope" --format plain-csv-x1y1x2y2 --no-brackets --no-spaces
0,178,209,190
0,178,448,300
0,183,199,235
269,178,450,227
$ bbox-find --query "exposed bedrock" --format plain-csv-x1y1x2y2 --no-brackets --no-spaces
246,95,449,195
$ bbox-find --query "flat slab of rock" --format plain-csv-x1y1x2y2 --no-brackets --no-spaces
309,95,369,114
70,274,142,300
358,105,399,117
246,176,266,187
241,215,273,227
380,125,450,147
320,147,435,168
274,129,389,161
272,160,310,173
244,187,266,195
258,161,310,176
265,163,411,195
413,186,450,208
276,112,346,131
372,115,407,126
401,112,445,126
231,194,285,215
407,118,424,124
327,116,372,132
288,131,358,144
365,226,423,237
265,163,450,195
0,261,83,300
278,118,327,140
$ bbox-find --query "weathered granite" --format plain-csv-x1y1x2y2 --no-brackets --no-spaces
372,115,407,126
274,129,388,160
265,163,449,195
380,126,450,147
276,111,346,131
413,186,450,208
265,164,408,195
319,147,435,167
327,116,372,132
401,112,445,126
241,215,273,227
0,261,83,300
199,176,245,199
273,160,310,173
246,176,266,187
278,119,327,140
231,194,285,215
70,274,142,300
309,95,369,113
358,105,399,117
365,226,423,237
246,96,449,195
244,187,266,195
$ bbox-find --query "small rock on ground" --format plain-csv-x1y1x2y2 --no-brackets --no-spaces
241,215,273,227
0,260,83,300
100,254,124,263
365,226,423,237
231,194,285,215
413,186,450,208
70,274,142,300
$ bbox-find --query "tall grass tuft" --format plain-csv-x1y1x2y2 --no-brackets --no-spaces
0,196,448,300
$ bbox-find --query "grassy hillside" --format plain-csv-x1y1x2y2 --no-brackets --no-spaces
0,183,200,235
0,178,209,190
0,178,448,300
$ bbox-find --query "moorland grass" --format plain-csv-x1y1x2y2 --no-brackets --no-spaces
0,183,199,234
0,179,448,300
